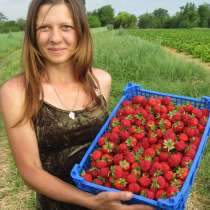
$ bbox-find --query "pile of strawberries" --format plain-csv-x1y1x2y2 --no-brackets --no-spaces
81,95,209,200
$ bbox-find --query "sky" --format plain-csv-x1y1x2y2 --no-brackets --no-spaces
0,0,209,20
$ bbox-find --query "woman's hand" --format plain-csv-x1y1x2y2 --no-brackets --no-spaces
92,191,155,210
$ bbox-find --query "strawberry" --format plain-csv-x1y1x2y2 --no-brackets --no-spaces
120,130,130,141
81,172,93,182
109,132,119,144
110,165,124,178
98,136,107,146
164,170,174,181
96,160,107,168
132,95,146,105
113,153,123,165
178,133,189,142
181,156,192,168
119,160,130,171
114,178,127,190
175,140,186,152
139,175,151,188
98,167,110,178
166,186,178,197
140,159,152,172
91,149,102,161
156,189,166,199
146,189,155,199
126,173,137,183
128,183,141,193
143,147,156,158
151,176,166,190
159,151,169,162
168,153,182,168
125,136,137,148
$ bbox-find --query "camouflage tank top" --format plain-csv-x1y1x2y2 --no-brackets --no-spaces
33,86,109,210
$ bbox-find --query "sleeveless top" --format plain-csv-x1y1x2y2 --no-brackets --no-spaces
33,85,109,210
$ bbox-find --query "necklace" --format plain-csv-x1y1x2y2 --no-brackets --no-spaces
51,84,79,120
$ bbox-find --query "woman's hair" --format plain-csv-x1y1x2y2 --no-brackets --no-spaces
15,0,101,126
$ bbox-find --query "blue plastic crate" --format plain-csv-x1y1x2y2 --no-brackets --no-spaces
71,83,210,210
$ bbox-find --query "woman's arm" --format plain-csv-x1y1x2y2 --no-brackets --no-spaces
0,77,154,210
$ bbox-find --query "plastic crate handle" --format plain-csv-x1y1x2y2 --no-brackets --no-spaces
123,82,142,95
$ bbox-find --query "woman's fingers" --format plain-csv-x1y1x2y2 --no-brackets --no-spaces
98,191,133,202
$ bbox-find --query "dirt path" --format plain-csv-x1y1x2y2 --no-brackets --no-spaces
163,47,210,71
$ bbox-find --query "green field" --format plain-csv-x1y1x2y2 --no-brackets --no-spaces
0,29,210,209
126,28,210,63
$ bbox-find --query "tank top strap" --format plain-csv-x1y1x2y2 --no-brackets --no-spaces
88,71,102,97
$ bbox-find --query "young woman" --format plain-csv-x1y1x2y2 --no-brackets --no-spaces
0,0,154,209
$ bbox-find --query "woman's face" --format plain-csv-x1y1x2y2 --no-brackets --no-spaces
36,3,78,65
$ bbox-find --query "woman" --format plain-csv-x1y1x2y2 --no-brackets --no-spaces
0,0,154,209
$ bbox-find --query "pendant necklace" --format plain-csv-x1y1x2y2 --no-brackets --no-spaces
51,84,79,120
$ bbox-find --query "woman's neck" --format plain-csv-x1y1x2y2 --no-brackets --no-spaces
44,62,77,85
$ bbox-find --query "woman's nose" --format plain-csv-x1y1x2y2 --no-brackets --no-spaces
49,28,62,43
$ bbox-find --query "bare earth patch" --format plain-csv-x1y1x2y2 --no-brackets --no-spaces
164,47,210,71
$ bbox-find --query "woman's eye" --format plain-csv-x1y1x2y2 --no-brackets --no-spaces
62,25,72,31
38,26,50,32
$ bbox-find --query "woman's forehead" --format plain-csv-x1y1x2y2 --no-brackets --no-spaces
36,3,74,25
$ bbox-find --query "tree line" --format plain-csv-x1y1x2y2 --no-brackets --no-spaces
0,2,210,33
88,2,210,29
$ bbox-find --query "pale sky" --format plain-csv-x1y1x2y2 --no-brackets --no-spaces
0,0,209,20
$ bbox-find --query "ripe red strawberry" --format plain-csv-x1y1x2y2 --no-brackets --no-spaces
122,100,132,107
91,149,102,161
188,117,199,127
94,178,104,185
162,96,171,105
179,133,189,142
176,167,189,180
146,189,155,199
159,151,169,162
181,156,192,167
150,162,163,176
168,153,182,168
113,153,123,165
98,136,107,146
121,119,132,127
110,117,120,128
143,147,156,158
166,186,178,197
164,170,174,181
96,160,107,168
118,142,128,152
139,175,151,188
140,159,152,172
185,148,196,159
175,140,186,152
110,165,123,178
98,167,110,178
119,160,130,171
128,183,141,193
132,95,146,105
151,176,166,190
126,173,137,183
161,162,170,172
114,178,127,190
125,136,137,148
173,121,184,132
109,132,119,144
156,189,166,199
101,141,115,154
192,108,203,119
120,130,130,141
81,172,93,182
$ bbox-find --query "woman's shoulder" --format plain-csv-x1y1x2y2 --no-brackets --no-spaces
0,74,25,112
92,68,112,88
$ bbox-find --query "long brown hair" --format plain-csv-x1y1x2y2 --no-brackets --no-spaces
15,0,100,126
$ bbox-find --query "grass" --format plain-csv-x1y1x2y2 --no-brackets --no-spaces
0,30,210,209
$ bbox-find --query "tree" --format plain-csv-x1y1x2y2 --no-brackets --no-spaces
0,12,8,21
198,3,210,27
88,15,101,28
153,8,170,28
114,12,137,29
178,3,199,28
97,5,114,26
16,18,26,30
138,13,155,28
